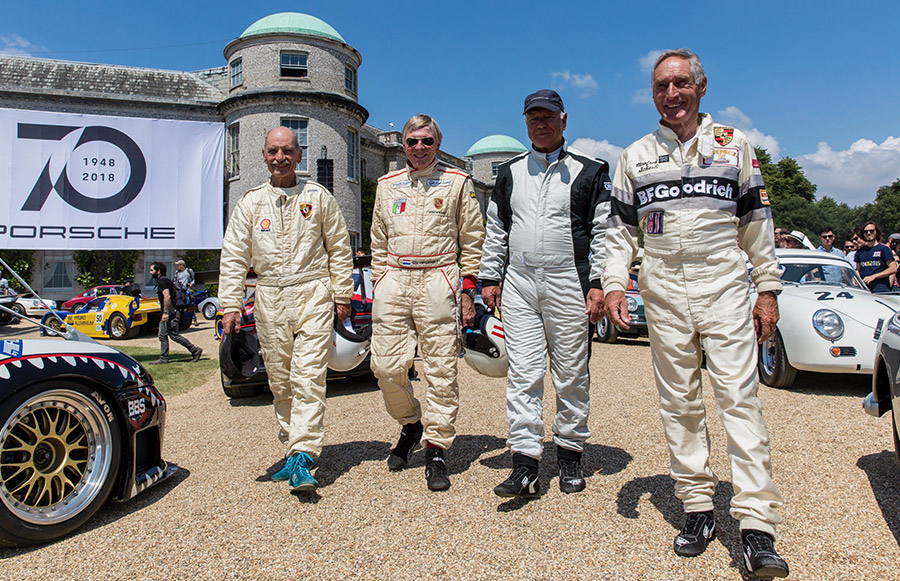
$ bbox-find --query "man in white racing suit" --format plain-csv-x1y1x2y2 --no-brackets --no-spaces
370,114,484,491
219,127,353,495
480,90,610,497
604,49,789,577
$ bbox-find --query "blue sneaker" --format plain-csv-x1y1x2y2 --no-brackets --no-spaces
288,452,319,493
270,455,296,481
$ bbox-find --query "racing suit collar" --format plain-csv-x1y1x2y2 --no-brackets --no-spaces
529,141,567,166
657,112,715,159
407,159,439,180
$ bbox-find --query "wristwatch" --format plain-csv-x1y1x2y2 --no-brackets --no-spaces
461,288,476,299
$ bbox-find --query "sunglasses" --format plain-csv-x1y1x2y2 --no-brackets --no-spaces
405,137,435,147
864,229,877,234
820,234,834,239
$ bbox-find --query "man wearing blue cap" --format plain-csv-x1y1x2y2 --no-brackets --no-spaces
480,89,612,497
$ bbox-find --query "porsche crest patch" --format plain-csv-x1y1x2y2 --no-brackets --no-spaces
300,203,313,219
714,127,734,146
433,198,444,210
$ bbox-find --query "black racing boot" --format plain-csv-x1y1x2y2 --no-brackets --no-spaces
742,529,789,578
493,453,540,497
557,446,585,493
387,420,423,471
673,510,716,557
425,447,451,491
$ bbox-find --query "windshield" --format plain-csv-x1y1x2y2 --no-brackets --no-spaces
779,261,866,289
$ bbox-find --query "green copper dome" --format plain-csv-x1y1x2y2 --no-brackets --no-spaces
241,13,346,43
466,135,528,157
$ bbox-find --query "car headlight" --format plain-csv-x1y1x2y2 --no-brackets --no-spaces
626,297,638,313
812,309,844,341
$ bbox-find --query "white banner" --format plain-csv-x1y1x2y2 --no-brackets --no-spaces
0,108,224,249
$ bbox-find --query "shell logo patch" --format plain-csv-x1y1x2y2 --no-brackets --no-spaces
433,197,444,210
300,203,313,219
259,218,272,232
714,127,734,146
760,189,770,206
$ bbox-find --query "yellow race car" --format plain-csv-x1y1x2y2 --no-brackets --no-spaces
41,294,193,340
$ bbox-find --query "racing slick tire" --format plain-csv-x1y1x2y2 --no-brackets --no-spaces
108,312,138,340
43,316,65,337
758,329,797,388
221,370,265,399
595,316,620,344
203,303,217,320
0,382,122,546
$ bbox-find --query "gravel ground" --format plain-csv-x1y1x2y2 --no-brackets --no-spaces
2,319,899,580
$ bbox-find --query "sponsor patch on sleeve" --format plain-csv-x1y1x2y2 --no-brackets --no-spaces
752,159,760,168
0,339,23,358
658,154,669,163
712,147,740,167
760,189,770,205
645,211,664,235
604,182,613,191
469,191,476,198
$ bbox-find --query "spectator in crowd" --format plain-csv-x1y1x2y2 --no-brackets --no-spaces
855,222,898,293
817,226,845,283
173,260,195,290
148,262,202,365
774,227,790,248
844,228,861,264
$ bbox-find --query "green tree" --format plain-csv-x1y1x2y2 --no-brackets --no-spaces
72,250,140,289
859,179,900,236
0,250,36,291
757,147,819,240
178,250,221,272
359,177,377,253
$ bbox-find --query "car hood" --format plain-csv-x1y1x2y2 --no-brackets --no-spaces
769,284,899,330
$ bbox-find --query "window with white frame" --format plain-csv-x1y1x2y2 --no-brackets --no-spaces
280,118,309,173
491,161,501,178
230,58,242,87
280,51,308,78
344,66,357,92
347,128,358,180
226,123,240,178
43,251,73,291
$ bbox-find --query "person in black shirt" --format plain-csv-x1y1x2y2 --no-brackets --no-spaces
149,262,202,364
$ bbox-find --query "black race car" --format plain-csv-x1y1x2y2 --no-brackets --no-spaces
0,336,174,546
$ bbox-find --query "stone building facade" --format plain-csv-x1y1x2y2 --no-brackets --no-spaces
0,11,518,299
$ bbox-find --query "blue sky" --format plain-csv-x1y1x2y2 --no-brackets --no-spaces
3,0,898,207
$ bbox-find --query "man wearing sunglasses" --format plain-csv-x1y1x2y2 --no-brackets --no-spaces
604,49,788,577
817,227,845,283
855,221,897,293
480,89,611,498
370,114,485,491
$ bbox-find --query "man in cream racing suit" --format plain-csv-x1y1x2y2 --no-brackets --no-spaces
480,90,610,497
370,114,484,491
604,50,788,577
219,127,353,495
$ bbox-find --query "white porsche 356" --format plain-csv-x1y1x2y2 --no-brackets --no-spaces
752,248,899,387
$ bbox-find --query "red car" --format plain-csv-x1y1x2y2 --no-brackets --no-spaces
61,285,125,311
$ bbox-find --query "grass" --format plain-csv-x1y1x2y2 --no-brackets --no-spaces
117,346,219,397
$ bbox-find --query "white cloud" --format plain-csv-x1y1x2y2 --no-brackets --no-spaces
551,71,598,98
0,34,45,57
798,137,900,207
639,50,665,73
716,106,780,157
631,88,652,104
570,138,624,175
